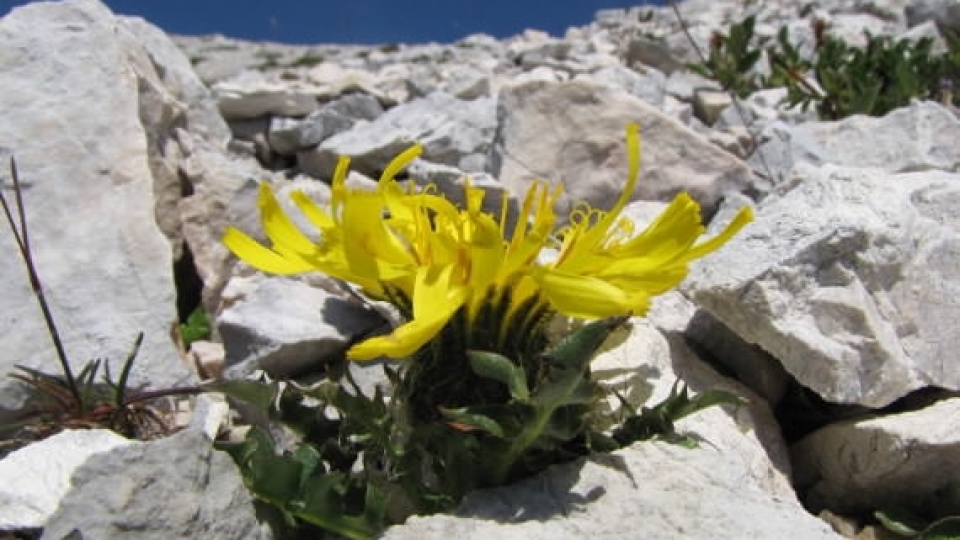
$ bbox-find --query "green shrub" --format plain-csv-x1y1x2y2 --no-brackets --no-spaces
687,15,763,98
690,16,959,120
770,27,943,119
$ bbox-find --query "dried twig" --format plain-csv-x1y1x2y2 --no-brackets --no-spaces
0,158,81,405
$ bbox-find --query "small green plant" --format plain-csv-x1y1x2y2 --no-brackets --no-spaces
180,305,211,348
255,50,285,70
213,326,738,538
215,126,753,537
692,15,958,120
687,15,763,98
286,52,326,68
769,24,943,119
0,159,200,448
876,507,960,539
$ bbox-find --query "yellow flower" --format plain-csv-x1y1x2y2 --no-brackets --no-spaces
222,124,753,361
536,125,754,318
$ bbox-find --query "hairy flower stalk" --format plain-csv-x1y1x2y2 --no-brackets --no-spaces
224,124,753,366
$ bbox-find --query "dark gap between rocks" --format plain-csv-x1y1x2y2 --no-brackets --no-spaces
173,242,204,323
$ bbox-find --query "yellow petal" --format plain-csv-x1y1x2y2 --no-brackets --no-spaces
348,265,467,360
532,267,637,319
600,193,705,271
347,315,448,360
559,123,642,267
290,191,336,231
222,227,316,274
502,182,558,277
595,260,690,296
341,194,416,279
681,205,754,261
381,144,423,183
256,183,320,259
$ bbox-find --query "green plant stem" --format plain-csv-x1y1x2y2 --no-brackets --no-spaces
492,408,549,484
124,385,204,406
770,57,826,99
1,158,81,408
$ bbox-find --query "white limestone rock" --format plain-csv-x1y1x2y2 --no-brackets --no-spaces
176,131,278,313
188,340,227,379
591,317,795,495
751,101,960,183
40,429,272,540
685,163,960,407
825,13,901,48
303,61,395,105
300,92,497,178
437,64,493,100
907,0,960,34
715,87,817,130
218,276,383,378
792,398,960,515
0,0,195,411
268,93,384,155
685,309,792,407
625,36,686,74
119,16,230,144
213,70,320,120
693,88,733,126
382,440,843,540
0,430,133,530
664,70,721,103
575,65,668,107
792,101,960,173
491,80,756,221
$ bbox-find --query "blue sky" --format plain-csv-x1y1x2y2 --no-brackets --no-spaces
2,1,668,45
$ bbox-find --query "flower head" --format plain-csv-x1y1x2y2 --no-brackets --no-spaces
223,124,753,361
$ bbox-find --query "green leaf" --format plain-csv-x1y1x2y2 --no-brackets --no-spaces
922,516,960,540
228,427,304,505
204,379,282,412
218,427,385,539
439,407,507,438
112,332,143,408
668,386,745,421
180,307,211,347
874,508,924,536
482,318,627,483
297,474,383,540
467,350,529,400
531,367,594,410
293,444,324,488
545,316,627,371
610,381,742,448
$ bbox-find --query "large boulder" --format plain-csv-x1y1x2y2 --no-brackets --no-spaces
490,80,756,221
792,397,960,515
0,0,196,411
686,164,960,407
750,101,960,184
299,92,497,178
217,275,383,378
40,429,271,540
906,0,960,34
0,430,133,530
